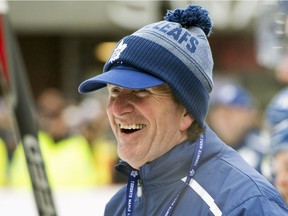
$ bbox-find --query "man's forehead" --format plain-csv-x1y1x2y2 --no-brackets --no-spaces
107,83,170,91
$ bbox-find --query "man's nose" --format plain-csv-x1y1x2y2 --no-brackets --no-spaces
111,92,134,116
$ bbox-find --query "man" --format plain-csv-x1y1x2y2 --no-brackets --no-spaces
78,5,288,216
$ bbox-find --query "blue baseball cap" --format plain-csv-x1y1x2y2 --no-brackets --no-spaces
271,120,288,155
210,83,253,109
78,65,164,93
265,87,288,128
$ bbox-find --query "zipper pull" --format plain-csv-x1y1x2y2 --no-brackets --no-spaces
137,179,142,197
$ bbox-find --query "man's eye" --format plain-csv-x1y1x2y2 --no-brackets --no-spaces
133,89,150,96
109,88,121,98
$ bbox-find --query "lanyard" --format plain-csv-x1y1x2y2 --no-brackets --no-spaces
125,133,205,216
162,133,205,216
126,170,139,216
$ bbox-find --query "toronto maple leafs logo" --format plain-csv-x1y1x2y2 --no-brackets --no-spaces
130,171,138,178
109,40,127,63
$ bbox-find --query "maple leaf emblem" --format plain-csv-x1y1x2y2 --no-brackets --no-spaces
131,171,138,178
109,40,127,63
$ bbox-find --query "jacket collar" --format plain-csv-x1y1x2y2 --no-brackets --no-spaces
115,126,223,187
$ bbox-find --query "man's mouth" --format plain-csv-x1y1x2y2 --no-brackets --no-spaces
119,124,146,134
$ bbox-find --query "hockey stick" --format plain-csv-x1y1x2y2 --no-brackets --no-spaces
0,2,57,216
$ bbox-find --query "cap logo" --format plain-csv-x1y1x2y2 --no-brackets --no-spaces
151,22,199,53
109,40,127,63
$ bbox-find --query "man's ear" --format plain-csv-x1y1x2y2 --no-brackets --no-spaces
180,110,194,131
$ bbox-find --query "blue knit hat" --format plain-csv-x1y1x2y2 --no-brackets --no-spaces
271,120,288,155
78,5,214,127
265,87,288,129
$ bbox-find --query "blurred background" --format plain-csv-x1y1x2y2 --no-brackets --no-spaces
1,0,288,215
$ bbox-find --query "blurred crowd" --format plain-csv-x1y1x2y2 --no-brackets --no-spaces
0,87,125,190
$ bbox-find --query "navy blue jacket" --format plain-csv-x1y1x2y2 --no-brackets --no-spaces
105,127,288,215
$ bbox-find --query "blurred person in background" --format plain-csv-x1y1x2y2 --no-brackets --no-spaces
0,96,17,186
275,54,288,85
261,87,288,203
265,87,288,132
0,97,17,163
273,0,288,86
63,96,121,184
270,120,288,204
256,0,288,86
261,87,288,182
207,80,267,173
9,88,98,188
36,88,71,142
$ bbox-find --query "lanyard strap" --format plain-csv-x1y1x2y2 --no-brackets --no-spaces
186,133,205,182
125,170,139,216
162,133,206,216
125,133,206,216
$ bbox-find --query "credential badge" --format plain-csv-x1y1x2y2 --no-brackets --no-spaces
109,40,127,63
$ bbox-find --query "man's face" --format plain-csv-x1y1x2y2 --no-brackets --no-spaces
107,84,193,169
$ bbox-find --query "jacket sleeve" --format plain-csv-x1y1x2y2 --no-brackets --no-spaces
226,196,288,216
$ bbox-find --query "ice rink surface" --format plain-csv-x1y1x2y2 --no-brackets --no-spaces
0,185,123,216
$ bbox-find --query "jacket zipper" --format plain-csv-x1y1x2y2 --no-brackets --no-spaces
137,179,143,197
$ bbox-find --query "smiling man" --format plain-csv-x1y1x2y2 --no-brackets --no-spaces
107,83,191,170
78,5,288,216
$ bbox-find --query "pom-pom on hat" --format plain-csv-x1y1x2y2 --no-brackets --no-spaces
79,5,214,127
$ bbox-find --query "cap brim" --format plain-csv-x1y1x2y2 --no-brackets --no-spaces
78,66,164,93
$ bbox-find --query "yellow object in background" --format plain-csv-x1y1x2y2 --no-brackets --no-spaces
0,138,8,186
9,131,112,189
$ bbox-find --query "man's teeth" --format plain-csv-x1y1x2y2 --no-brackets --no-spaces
120,124,146,130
